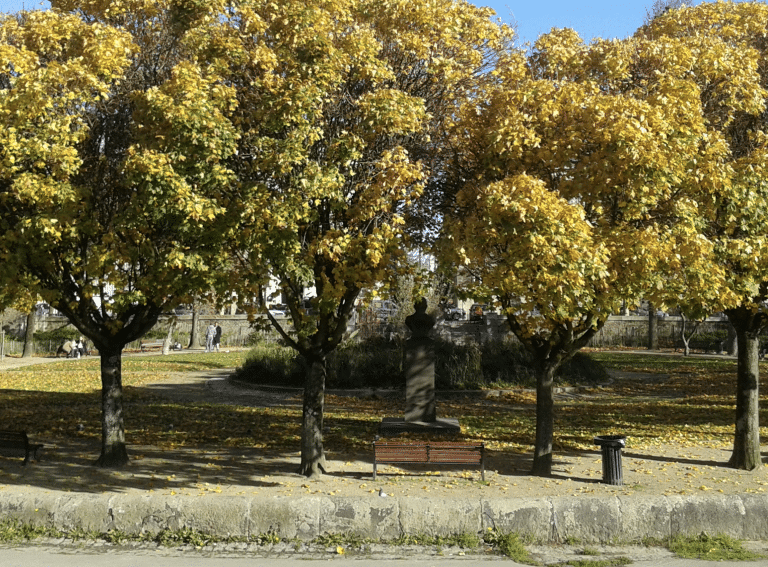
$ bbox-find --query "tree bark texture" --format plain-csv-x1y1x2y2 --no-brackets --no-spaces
679,314,700,357
298,355,327,478
725,306,764,470
188,306,200,349
22,310,35,358
648,303,658,350
95,347,129,467
504,312,604,477
531,362,556,476
730,327,762,470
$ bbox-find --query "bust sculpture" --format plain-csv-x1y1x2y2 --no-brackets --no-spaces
405,297,435,339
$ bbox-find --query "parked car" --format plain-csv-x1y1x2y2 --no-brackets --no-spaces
442,304,465,321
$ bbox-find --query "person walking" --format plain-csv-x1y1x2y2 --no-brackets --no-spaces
205,322,216,352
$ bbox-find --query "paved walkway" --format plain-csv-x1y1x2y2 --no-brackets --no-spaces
2,540,768,565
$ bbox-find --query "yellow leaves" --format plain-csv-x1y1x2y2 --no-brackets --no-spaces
357,89,426,137
446,5,768,332
530,27,586,81
449,174,609,320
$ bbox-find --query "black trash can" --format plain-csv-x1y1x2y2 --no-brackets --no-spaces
593,435,626,485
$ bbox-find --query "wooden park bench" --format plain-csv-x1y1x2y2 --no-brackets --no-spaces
372,439,485,481
140,340,164,352
0,430,43,466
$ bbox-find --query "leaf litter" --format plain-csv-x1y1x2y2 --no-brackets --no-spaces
0,350,765,500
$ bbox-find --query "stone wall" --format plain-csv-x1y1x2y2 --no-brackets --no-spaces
17,311,735,353
30,314,282,351
434,314,731,351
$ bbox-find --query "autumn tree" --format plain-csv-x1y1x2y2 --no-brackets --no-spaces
440,27,727,475
0,3,239,466
639,1,768,470
205,0,512,477
643,0,692,25
0,284,37,357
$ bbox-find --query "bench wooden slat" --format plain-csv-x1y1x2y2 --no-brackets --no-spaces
140,340,164,352
375,445,428,461
430,450,481,462
373,440,484,481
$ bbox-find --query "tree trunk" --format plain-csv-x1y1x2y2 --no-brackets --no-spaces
22,310,35,358
188,306,199,349
729,327,762,470
531,361,556,476
298,354,327,478
648,302,658,350
680,315,690,356
679,314,700,357
95,346,129,467
162,321,176,355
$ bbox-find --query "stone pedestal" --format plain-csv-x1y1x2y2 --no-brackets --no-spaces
404,336,436,422
379,416,460,436
378,297,461,437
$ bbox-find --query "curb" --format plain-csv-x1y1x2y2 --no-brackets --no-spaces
1,492,767,543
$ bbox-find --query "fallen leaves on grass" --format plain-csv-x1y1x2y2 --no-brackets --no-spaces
0,352,765,463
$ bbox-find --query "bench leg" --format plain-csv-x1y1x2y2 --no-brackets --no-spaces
373,461,377,480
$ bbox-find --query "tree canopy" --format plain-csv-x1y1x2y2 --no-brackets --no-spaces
4,0,768,477
208,0,513,477
638,0,768,470
0,2,239,465
439,3,763,473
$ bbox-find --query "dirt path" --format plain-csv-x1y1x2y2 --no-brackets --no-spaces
0,354,65,369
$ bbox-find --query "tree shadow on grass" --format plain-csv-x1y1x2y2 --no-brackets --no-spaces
0,440,299,493
0,387,340,494
0,363,762,495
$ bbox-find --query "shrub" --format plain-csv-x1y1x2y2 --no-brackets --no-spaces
560,351,611,386
233,343,306,387
33,325,79,344
435,340,484,389
235,337,608,390
686,330,728,353
327,336,403,389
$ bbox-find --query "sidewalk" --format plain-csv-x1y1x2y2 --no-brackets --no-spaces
2,539,768,565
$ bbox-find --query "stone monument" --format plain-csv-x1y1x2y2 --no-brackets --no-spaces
379,297,460,436
404,297,437,422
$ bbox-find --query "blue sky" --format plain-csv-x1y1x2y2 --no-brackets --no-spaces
479,1,702,45
0,1,49,13
0,0,712,45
